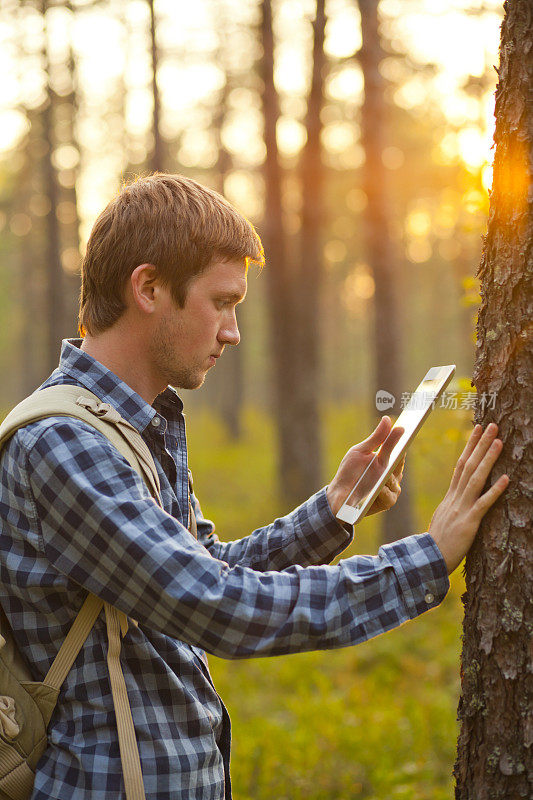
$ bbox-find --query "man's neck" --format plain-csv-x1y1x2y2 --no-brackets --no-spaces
80,330,164,405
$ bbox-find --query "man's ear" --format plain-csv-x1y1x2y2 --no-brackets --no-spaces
130,264,158,314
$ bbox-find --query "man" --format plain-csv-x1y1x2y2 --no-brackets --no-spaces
0,173,508,799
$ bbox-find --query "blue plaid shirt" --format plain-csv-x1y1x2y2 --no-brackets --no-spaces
0,339,449,799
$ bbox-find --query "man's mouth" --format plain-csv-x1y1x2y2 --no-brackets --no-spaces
207,349,224,367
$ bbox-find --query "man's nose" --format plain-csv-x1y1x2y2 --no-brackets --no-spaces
218,313,240,346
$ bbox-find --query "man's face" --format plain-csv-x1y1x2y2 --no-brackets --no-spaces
149,258,247,390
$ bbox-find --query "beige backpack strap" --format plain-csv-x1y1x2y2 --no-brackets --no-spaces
0,385,162,506
43,597,146,799
43,594,104,690
105,604,145,800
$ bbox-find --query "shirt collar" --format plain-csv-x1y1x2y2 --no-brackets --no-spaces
52,339,184,434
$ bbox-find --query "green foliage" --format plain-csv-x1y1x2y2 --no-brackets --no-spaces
188,403,472,798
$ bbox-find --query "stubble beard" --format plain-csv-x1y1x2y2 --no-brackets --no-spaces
150,314,207,391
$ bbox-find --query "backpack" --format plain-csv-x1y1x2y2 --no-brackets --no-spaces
0,384,193,800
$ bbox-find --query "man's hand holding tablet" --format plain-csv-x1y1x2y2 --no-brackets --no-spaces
326,415,406,519
335,366,457,526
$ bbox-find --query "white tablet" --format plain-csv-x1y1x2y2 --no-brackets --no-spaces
336,365,456,525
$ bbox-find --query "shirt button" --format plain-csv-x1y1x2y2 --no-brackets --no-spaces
151,416,161,427
424,592,435,604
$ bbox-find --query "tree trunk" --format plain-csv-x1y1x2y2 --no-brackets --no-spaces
451,247,477,379
16,111,41,396
148,0,164,173
296,0,326,493
41,0,65,374
260,0,306,505
357,0,414,543
215,338,244,440
211,56,244,440
454,2,532,798
61,40,83,337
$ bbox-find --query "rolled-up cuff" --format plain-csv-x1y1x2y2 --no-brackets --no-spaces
377,532,450,618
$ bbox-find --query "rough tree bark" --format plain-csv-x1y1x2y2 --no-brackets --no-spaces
454,2,532,798
357,0,414,543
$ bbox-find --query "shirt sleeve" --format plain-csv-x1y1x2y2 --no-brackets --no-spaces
24,419,450,660
193,487,354,570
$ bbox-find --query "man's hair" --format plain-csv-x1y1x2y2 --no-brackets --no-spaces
78,173,264,336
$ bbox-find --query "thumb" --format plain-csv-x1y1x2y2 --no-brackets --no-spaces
356,416,392,453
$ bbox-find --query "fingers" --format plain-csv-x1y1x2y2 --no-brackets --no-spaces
377,425,405,465
457,423,500,495
367,474,402,515
429,423,509,576
387,474,401,494
450,424,483,489
384,476,401,507
473,473,509,516
356,416,392,453
392,454,406,480
463,435,505,503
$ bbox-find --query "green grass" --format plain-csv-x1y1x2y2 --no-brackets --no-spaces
187,402,472,799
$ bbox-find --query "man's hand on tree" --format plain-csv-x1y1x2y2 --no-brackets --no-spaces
326,416,405,518
428,423,509,575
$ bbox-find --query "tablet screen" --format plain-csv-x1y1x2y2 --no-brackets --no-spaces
336,365,456,525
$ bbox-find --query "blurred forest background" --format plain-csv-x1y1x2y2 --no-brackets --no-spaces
0,0,505,797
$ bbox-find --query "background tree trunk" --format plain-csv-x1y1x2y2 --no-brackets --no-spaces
296,0,326,494
357,0,414,543
60,35,83,337
211,34,244,440
454,2,532,798
41,0,65,374
260,0,304,505
16,112,41,396
148,0,164,173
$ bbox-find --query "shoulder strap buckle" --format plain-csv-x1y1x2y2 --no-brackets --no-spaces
75,396,122,424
